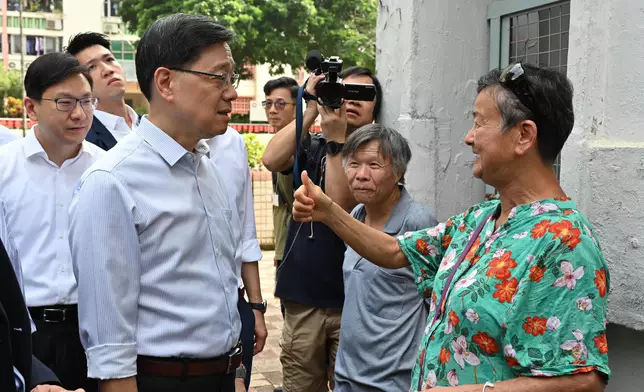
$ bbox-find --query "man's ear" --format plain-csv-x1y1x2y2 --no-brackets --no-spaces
23,97,38,122
153,67,176,104
515,119,538,157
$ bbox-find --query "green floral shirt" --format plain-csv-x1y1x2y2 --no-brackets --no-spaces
397,198,610,390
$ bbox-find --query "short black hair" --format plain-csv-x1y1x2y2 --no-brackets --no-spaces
25,52,93,101
340,66,382,120
263,77,299,100
136,13,235,101
66,32,111,55
477,63,574,163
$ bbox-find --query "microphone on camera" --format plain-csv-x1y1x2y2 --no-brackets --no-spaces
305,50,322,72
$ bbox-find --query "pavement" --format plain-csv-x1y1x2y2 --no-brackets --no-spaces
249,250,284,392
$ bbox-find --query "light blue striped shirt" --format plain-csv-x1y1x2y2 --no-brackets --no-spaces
69,117,240,380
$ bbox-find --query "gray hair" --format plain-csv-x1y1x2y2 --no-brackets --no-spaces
476,64,574,162
477,68,534,134
341,124,412,184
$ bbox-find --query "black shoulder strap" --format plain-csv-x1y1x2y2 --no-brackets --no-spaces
293,84,307,188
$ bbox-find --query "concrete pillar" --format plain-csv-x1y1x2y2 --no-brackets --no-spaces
561,0,644,389
376,0,491,220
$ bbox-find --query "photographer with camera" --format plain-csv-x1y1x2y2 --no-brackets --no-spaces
262,59,381,392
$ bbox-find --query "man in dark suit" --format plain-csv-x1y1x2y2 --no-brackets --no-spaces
0,237,83,392
67,32,140,151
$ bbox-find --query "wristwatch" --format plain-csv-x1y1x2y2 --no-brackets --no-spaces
248,300,267,314
326,141,345,156
235,364,247,380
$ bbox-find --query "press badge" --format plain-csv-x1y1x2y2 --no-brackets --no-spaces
272,192,280,207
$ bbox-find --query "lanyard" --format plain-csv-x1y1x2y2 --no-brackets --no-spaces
417,212,494,390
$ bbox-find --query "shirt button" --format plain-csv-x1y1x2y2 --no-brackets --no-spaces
59,202,64,207
59,234,64,239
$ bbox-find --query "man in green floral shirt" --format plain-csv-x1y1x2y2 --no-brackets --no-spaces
292,62,609,392
399,197,608,389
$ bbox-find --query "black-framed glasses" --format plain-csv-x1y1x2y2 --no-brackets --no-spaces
41,97,98,112
168,67,240,89
499,62,539,120
261,99,295,110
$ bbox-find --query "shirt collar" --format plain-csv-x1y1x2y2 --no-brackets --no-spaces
382,187,414,234
136,116,210,166
507,197,578,222
23,127,45,158
23,125,101,160
93,105,138,130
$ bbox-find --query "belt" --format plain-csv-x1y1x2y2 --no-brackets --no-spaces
29,305,78,324
137,343,243,377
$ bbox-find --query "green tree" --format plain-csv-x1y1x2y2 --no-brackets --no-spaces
0,68,23,116
120,0,377,72
242,133,265,169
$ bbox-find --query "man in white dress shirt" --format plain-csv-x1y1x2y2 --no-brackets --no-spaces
0,124,18,146
207,128,267,391
70,14,244,392
67,32,139,150
0,52,104,392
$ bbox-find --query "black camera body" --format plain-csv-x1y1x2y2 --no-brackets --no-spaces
306,51,376,108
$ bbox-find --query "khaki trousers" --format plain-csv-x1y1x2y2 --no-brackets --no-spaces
280,300,342,392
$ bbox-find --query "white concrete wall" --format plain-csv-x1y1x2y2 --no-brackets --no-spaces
376,0,489,220
62,0,103,44
562,0,644,331
562,2,644,388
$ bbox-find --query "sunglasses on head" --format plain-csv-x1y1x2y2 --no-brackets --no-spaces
499,62,540,121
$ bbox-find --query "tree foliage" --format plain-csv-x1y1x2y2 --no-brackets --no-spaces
120,0,377,73
242,133,265,169
0,69,23,99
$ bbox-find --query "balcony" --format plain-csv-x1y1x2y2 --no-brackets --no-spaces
5,0,62,13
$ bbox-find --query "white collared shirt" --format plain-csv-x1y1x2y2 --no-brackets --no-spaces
206,128,262,286
93,105,139,141
70,117,240,380
0,125,18,146
0,128,105,307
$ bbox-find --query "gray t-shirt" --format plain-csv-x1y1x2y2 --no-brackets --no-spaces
334,188,437,392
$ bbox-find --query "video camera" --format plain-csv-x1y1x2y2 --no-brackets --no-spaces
305,50,377,108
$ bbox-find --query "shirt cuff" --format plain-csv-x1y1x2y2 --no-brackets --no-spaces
240,239,262,263
86,343,138,380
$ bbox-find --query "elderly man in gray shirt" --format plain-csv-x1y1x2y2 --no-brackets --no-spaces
333,124,436,391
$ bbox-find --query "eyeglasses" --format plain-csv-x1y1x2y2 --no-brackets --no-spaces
499,62,539,120
41,97,98,112
261,99,295,110
168,67,240,89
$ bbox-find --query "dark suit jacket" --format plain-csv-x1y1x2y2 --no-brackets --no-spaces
85,116,117,151
0,239,59,391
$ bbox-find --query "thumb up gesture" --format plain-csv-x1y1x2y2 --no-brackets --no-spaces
292,171,333,222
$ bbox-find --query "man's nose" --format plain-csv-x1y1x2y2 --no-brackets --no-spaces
356,165,370,179
69,101,87,120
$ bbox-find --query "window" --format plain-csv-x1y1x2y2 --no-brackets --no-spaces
488,0,570,180
8,35,62,55
508,2,570,75
7,0,62,12
111,39,135,61
104,0,120,17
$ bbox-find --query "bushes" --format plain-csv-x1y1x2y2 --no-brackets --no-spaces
242,133,265,169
